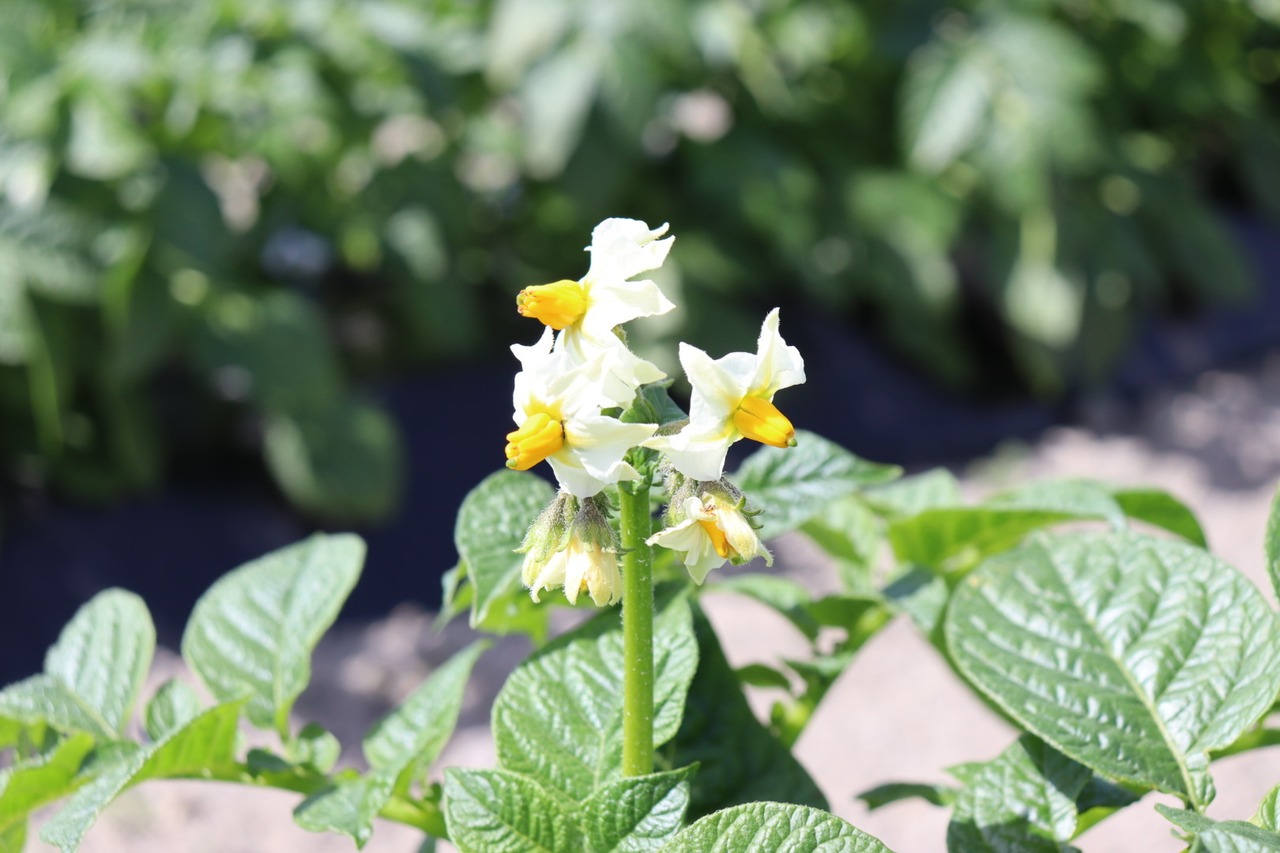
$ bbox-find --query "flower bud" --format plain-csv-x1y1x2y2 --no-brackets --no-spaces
516,280,589,330
518,493,622,607
647,478,770,583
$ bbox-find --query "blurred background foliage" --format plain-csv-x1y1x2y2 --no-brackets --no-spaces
2,0,1279,521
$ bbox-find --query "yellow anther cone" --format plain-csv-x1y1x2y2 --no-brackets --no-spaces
733,395,796,448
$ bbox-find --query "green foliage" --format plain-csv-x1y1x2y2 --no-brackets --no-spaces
1157,805,1280,852
667,605,827,819
946,532,1280,809
182,533,365,733
733,431,902,540
491,596,698,802
8,0,1279,512
0,589,153,741
452,470,556,628
41,700,245,852
443,769,585,853
0,734,95,842
13,432,1280,852
946,736,1093,852
294,641,486,845
1267,482,1280,602
664,803,894,852
0,534,486,851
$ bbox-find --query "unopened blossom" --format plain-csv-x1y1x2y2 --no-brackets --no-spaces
647,491,772,584
516,218,676,406
519,494,623,606
505,328,656,497
650,308,805,481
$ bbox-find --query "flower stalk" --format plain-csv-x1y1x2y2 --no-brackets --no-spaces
619,478,655,777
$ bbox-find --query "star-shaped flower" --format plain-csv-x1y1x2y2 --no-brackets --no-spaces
651,308,805,481
505,328,657,497
516,218,676,406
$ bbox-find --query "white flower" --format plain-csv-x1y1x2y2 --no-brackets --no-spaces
520,494,623,607
516,218,676,406
647,494,772,584
505,328,657,498
523,538,623,606
650,308,805,481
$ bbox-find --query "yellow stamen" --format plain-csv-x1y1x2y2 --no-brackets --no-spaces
733,395,796,448
516,280,589,330
505,412,564,470
697,517,733,559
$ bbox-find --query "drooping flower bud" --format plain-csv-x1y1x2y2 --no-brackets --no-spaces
647,477,770,584
518,493,623,607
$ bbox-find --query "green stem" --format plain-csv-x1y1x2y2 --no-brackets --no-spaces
619,480,655,777
187,765,448,838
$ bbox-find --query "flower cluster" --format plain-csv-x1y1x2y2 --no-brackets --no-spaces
506,217,805,605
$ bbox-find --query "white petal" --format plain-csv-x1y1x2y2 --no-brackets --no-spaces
564,414,657,479
562,545,587,606
561,329,666,407
585,219,674,284
751,308,806,396
510,326,555,372
547,451,639,498
526,548,568,602
653,419,735,482
679,343,749,420
582,278,675,330
646,516,725,584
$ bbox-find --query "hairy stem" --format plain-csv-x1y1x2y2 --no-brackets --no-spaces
619,480,655,776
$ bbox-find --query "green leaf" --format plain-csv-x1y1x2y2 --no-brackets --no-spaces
263,400,405,522
736,664,792,691
1267,482,1280,605
946,531,1280,809
733,431,901,540
1157,805,1280,852
0,821,23,853
664,802,894,852
621,382,687,427
581,767,694,852
883,566,950,635
43,588,155,738
984,480,1125,529
40,700,244,852
443,768,583,853
365,642,488,792
0,676,115,740
858,782,954,811
902,38,991,173
293,770,397,849
1111,488,1206,547
493,596,697,802
143,680,201,741
669,605,827,819
0,733,94,836
946,735,1090,852
182,533,365,733
860,468,962,514
888,508,1085,577
291,723,340,774
799,496,882,593
1256,784,1280,831
455,471,555,627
